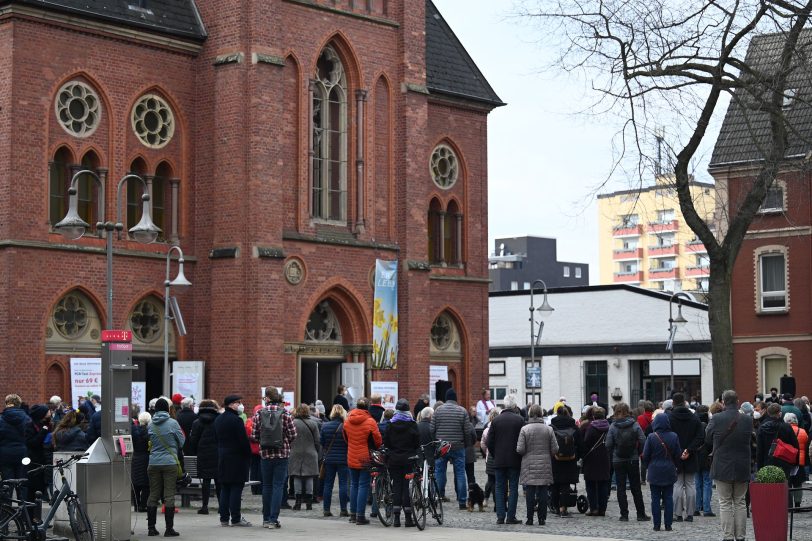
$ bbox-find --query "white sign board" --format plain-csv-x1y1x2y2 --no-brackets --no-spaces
173,361,205,401
370,381,398,410
341,363,365,410
131,382,146,412
648,359,701,377
429,365,448,406
70,357,102,408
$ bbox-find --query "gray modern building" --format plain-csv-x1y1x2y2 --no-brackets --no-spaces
488,236,589,292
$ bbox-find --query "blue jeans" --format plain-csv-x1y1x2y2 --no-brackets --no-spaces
694,469,712,513
494,467,519,520
218,483,244,524
349,468,371,517
322,463,349,512
650,484,673,528
435,448,467,504
261,457,288,524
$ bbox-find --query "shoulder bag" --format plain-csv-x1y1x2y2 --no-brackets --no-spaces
153,426,192,488
769,436,799,465
319,425,341,480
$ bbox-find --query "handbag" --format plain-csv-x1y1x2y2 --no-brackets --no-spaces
319,424,341,480
153,427,192,488
769,437,799,465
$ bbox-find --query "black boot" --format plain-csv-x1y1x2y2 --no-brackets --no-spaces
293,495,302,511
147,507,160,536
393,507,401,527
305,494,313,511
404,508,415,527
164,506,179,537
348,513,356,523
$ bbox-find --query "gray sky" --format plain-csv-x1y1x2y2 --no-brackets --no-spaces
433,0,721,283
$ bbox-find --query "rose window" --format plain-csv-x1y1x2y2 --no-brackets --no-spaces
132,94,175,148
130,300,162,343
430,144,459,189
55,82,101,137
53,294,89,338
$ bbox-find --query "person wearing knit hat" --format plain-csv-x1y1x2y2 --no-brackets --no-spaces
172,393,184,407
739,402,754,416
384,398,419,527
431,388,472,510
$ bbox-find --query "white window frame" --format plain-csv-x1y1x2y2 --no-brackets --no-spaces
755,246,789,313
563,266,570,277
510,281,519,291
758,180,786,214
575,267,582,279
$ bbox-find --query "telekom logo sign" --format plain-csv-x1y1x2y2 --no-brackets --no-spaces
101,330,132,343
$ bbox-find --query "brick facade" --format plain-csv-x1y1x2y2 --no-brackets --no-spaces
0,1,497,410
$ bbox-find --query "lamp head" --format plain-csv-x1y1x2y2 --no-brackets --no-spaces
538,296,554,318
169,259,192,287
129,194,161,244
672,303,688,326
54,205,89,240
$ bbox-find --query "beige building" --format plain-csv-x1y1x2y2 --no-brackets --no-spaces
597,176,717,293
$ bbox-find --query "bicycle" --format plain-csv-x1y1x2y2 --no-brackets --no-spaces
369,448,393,527
0,453,93,541
407,440,450,530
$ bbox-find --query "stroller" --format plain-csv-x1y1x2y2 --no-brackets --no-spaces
549,484,589,514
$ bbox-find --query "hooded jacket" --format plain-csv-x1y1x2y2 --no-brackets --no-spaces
581,419,611,481
343,408,382,469
0,407,32,465
383,413,420,467
756,416,799,471
667,405,704,473
148,411,185,467
606,417,646,463
642,414,681,486
189,406,219,478
550,414,582,484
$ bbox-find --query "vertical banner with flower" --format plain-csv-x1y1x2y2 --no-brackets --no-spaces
372,259,398,369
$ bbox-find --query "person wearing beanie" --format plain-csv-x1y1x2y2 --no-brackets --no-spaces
384,399,419,527
215,395,252,528
146,397,185,537
430,388,472,510
172,394,184,407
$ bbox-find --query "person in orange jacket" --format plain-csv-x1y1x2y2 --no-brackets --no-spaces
342,398,382,525
786,412,808,508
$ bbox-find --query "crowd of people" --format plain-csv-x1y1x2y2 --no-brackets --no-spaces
1,385,810,541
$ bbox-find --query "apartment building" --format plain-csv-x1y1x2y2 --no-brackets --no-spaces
597,175,717,293
488,236,589,292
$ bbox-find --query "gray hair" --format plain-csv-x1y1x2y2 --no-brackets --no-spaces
784,412,798,425
419,407,434,421
138,412,152,426
528,404,543,419
49,395,62,405
503,394,518,410
181,397,195,409
722,390,738,407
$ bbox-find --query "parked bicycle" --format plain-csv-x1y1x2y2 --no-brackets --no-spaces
407,440,450,531
369,448,393,527
0,453,93,541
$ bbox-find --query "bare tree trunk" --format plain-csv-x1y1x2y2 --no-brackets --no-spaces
708,260,733,398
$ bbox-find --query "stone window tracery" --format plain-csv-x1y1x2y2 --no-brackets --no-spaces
55,81,101,137
130,299,162,343
305,301,342,342
431,314,453,350
132,94,175,149
430,144,458,189
53,293,90,339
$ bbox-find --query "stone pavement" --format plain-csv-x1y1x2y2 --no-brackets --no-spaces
130,460,812,541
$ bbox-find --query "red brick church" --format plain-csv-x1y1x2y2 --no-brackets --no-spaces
0,0,502,407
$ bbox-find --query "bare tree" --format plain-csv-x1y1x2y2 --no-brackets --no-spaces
520,0,812,396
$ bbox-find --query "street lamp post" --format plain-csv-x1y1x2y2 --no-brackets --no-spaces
55,170,161,328
529,279,554,406
667,291,691,396
164,246,191,397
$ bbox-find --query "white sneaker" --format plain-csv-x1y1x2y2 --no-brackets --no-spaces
231,518,252,527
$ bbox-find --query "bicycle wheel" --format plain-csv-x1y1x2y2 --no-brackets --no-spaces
67,498,94,541
409,478,426,531
0,505,26,541
428,477,443,525
375,471,393,527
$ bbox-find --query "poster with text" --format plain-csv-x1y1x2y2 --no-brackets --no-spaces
131,382,147,412
172,361,205,402
283,391,295,413
429,365,448,406
370,381,398,410
70,357,101,408
371,259,398,369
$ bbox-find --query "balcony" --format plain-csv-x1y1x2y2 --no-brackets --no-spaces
612,224,643,237
684,265,710,277
614,270,643,283
647,244,678,258
648,219,679,233
613,247,643,260
685,241,707,253
648,267,681,280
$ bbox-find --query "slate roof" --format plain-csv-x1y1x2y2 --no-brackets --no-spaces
1,0,207,41
710,29,812,168
425,0,505,108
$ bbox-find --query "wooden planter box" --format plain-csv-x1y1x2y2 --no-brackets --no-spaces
751,482,788,541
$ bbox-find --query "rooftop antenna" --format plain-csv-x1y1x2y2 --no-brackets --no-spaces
654,127,665,178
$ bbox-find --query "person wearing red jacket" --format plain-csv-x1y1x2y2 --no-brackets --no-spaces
246,405,263,495
637,401,654,484
342,398,382,525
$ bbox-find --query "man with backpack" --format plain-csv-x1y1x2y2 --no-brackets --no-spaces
550,405,581,516
252,387,297,529
606,402,649,522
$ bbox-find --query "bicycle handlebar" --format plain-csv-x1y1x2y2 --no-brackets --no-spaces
26,453,88,474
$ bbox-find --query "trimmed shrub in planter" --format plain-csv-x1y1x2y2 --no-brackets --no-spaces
751,465,788,541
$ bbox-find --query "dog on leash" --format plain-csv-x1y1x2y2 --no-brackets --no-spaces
466,482,485,512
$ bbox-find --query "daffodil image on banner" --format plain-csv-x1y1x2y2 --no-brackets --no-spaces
372,259,398,369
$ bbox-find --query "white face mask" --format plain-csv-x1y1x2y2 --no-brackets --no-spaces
94,404,102,412
753,411,762,420
237,404,245,414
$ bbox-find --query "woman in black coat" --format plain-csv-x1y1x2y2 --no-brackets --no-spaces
580,408,611,515
383,400,420,528
25,405,53,498
189,400,220,515
550,406,582,516
131,413,151,512
213,396,252,526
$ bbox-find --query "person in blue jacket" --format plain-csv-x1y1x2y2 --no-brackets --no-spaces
642,413,682,532
320,404,350,517
0,394,33,499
